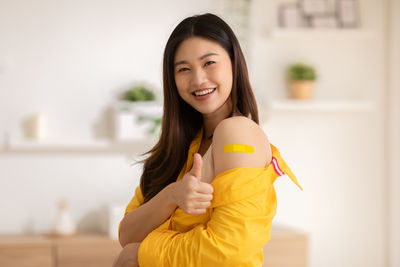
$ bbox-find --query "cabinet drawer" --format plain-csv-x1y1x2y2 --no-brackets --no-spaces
263,227,308,267
56,237,121,267
0,246,53,267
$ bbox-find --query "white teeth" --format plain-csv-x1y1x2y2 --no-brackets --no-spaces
194,88,216,96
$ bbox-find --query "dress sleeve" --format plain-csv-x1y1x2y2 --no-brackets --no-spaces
124,185,144,216
138,168,277,267
118,185,144,242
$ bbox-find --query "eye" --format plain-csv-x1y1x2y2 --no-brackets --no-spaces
177,67,189,73
204,61,215,66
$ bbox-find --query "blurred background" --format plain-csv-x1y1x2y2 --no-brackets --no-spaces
0,0,399,267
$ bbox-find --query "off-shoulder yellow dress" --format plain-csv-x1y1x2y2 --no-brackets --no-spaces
123,127,302,267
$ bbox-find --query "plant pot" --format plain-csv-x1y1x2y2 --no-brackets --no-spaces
112,101,162,141
289,80,314,100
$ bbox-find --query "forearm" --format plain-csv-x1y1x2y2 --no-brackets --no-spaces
119,183,177,247
138,210,269,267
112,242,140,267
137,167,276,266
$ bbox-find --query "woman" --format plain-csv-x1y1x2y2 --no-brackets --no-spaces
113,13,302,267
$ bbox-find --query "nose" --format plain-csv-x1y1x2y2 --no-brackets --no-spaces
191,68,207,88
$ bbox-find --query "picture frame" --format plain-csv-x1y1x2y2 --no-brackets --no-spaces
278,3,305,28
299,0,330,17
311,14,339,28
336,0,359,28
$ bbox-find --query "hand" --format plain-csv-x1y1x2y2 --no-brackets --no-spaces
171,153,214,215
112,242,140,267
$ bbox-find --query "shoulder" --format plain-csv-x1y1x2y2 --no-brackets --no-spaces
212,116,272,176
213,116,266,143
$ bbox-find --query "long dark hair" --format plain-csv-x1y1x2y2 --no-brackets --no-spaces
139,13,259,203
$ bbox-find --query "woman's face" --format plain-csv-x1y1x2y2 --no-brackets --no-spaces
173,36,233,115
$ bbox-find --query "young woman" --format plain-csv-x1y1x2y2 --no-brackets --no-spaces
113,13,302,267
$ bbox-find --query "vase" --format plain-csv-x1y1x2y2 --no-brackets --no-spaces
112,101,162,141
289,80,314,100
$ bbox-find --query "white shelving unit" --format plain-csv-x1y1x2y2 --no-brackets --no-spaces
1,100,374,154
258,27,377,116
264,28,375,40
0,139,157,154
266,99,375,112
257,99,375,124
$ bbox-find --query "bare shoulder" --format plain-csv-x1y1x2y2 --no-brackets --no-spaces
213,116,267,143
212,116,272,176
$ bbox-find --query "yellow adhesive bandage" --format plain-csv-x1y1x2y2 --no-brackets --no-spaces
224,144,254,153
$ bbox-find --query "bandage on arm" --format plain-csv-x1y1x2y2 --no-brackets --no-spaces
212,117,272,177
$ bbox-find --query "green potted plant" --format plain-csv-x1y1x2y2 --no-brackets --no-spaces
121,86,155,102
287,63,317,99
114,84,162,141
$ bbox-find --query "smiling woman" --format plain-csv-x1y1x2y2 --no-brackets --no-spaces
174,37,233,115
113,13,302,267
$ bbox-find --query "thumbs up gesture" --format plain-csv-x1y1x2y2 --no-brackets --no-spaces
171,153,214,215
190,152,203,181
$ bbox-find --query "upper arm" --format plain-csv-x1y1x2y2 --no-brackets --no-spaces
212,117,272,177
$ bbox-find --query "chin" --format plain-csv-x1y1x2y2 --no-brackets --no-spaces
196,105,222,116
195,108,213,115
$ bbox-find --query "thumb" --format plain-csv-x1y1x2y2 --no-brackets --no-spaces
190,153,203,180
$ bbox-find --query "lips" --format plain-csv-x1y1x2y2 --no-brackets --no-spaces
192,87,216,96
192,88,216,101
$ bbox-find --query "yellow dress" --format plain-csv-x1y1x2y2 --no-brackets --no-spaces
123,128,302,267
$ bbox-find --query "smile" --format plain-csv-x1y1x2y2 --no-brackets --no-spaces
193,88,216,96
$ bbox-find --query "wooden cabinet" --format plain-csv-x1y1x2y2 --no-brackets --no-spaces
0,235,120,267
0,227,307,267
0,236,53,267
54,236,121,267
263,226,308,267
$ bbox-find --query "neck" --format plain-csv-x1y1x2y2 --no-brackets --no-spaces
201,98,241,141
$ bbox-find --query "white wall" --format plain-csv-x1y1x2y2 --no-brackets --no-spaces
388,0,400,266
0,0,215,140
253,1,388,266
0,1,391,267
0,0,215,232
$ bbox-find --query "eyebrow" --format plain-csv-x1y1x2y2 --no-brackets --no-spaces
174,53,219,67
